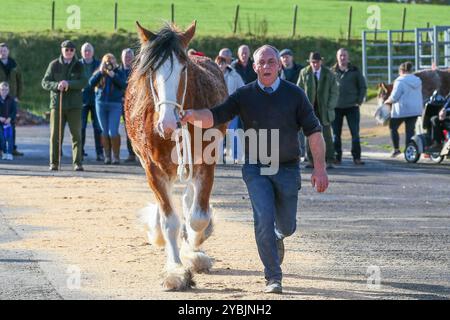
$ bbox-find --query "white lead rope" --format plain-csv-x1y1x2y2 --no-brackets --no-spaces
149,68,192,182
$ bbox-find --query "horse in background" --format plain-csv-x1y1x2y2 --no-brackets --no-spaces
378,68,450,105
124,21,228,290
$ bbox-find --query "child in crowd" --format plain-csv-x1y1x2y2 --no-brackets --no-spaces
0,82,17,160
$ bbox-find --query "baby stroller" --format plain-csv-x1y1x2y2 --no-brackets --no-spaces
404,91,450,163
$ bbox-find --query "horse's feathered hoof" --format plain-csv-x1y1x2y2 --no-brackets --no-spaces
161,268,195,291
181,246,213,274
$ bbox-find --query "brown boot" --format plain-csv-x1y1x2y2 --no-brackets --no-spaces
101,135,111,164
111,135,121,164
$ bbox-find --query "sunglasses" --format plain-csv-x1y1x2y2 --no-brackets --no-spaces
64,48,75,52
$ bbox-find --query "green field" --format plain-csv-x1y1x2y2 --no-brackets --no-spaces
1,0,449,38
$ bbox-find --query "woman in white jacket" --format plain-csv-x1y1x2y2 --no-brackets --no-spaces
215,55,245,163
385,62,423,157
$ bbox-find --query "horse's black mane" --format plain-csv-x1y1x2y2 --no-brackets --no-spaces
134,23,188,77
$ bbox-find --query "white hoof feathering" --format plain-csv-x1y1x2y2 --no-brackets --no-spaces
161,266,195,291
181,242,213,274
138,204,165,247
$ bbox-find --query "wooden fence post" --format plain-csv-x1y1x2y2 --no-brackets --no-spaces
401,7,407,42
233,5,240,34
171,3,175,23
347,6,353,42
292,5,298,37
114,2,118,31
51,1,55,31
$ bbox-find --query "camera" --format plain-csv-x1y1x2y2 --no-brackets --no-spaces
104,62,114,72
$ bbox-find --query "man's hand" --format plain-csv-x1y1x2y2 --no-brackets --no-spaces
311,167,329,193
57,80,69,91
180,110,196,126
439,108,446,121
180,109,214,128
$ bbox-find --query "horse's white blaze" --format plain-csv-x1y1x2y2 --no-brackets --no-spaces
155,53,184,135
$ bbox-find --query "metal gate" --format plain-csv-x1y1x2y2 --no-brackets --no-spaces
362,26,450,86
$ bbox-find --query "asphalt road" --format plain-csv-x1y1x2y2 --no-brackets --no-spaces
0,109,449,300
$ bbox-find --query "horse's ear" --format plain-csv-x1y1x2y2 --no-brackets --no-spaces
180,21,197,48
136,21,155,43
380,82,387,91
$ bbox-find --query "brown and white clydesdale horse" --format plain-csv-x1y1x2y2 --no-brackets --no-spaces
123,21,228,290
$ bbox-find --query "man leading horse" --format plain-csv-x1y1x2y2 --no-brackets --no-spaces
181,44,329,294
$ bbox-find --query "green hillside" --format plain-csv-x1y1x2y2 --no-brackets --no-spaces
1,0,449,38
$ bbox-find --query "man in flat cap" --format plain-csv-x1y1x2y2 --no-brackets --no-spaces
42,40,87,171
297,52,338,169
280,49,305,161
279,49,303,84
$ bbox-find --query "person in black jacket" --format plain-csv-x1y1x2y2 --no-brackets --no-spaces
119,48,136,163
331,48,367,165
0,43,24,156
231,45,257,84
279,48,303,83
0,82,17,160
280,48,305,161
80,42,103,161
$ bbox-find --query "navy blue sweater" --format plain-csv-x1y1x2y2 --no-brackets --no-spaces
0,95,17,122
80,58,101,106
211,79,322,163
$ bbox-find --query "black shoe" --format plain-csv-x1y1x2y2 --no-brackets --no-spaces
264,280,282,294
353,159,365,165
83,152,88,157
334,159,342,165
276,237,285,265
390,150,401,158
49,164,58,171
74,164,84,171
96,154,105,162
12,149,24,156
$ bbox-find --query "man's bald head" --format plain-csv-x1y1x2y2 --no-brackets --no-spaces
238,45,250,65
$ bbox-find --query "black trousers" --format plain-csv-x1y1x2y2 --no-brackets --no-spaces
389,116,418,150
332,106,361,161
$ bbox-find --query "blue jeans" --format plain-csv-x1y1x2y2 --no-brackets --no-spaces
2,125,14,154
96,102,122,137
225,116,243,160
82,104,103,155
242,163,300,282
332,106,361,161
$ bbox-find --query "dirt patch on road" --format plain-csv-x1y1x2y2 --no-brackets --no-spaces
0,173,328,300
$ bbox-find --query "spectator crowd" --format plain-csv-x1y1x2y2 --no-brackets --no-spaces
1,38,437,170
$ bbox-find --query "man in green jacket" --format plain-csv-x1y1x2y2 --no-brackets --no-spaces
0,42,24,156
297,52,338,168
332,48,367,165
42,40,87,171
